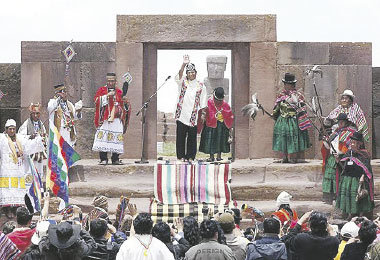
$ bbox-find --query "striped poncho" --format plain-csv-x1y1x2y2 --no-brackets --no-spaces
327,103,369,142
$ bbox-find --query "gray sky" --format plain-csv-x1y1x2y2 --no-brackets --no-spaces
1,0,379,65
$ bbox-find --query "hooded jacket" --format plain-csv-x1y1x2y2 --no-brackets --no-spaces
246,234,287,260
184,239,236,260
224,233,249,260
7,228,36,254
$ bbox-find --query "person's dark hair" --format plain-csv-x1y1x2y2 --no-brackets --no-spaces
359,220,377,245
231,208,242,226
244,227,255,242
2,221,16,234
16,207,32,226
90,219,108,239
264,218,281,234
152,222,171,244
200,219,219,240
217,223,226,245
133,213,153,235
278,204,293,218
309,212,328,236
183,216,200,247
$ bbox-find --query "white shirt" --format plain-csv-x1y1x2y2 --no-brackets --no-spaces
175,75,207,126
116,234,175,260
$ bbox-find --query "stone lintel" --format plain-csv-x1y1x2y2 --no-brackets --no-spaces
117,15,277,43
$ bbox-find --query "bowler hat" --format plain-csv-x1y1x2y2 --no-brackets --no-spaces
213,87,225,100
282,73,297,84
48,222,81,249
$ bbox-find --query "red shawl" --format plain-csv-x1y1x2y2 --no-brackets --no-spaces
94,86,126,128
198,97,234,134
7,228,35,254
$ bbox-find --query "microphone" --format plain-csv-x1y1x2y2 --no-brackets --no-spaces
166,75,171,81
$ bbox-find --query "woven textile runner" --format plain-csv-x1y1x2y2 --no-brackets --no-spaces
154,163,231,205
150,199,234,223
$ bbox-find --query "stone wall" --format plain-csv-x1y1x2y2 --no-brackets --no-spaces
249,42,373,159
0,64,21,131
374,67,380,158
21,42,115,158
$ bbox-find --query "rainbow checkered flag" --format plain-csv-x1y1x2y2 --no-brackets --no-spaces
26,157,43,212
46,125,80,204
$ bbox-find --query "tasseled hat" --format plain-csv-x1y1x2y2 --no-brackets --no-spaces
29,103,41,113
92,195,108,211
185,63,196,73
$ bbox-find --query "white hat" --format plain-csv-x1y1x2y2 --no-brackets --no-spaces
341,221,359,239
276,191,292,207
31,221,50,245
341,89,355,99
5,119,16,128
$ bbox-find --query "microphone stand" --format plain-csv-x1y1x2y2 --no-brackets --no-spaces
135,76,171,164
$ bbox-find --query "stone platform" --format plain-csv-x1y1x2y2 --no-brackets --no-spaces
69,158,380,201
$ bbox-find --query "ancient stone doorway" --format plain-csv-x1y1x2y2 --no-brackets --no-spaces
141,42,250,160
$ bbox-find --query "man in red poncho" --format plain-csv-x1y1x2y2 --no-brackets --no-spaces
92,73,128,165
7,207,35,255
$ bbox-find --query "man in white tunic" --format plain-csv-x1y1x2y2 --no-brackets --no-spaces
0,119,44,218
47,84,82,148
18,103,47,176
174,55,207,162
116,213,175,260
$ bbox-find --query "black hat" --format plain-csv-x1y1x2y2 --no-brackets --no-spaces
53,84,66,93
282,73,297,84
48,222,81,249
351,132,364,142
336,113,348,121
213,87,225,100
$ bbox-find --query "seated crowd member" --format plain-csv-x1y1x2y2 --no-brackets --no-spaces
246,217,287,260
184,219,236,260
282,211,339,260
7,207,35,255
152,220,190,260
217,212,249,260
334,221,360,260
116,213,175,260
39,221,96,259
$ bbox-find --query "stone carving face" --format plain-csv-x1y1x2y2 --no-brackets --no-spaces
207,62,226,79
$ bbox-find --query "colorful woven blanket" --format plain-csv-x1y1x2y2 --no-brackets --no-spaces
150,199,234,223
154,163,232,205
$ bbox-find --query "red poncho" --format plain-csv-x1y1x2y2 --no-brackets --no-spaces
7,228,35,254
94,86,126,128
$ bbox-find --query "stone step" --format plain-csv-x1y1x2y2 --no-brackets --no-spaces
68,159,380,201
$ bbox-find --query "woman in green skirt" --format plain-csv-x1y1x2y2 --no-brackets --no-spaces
272,73,311,163
322,113,356,204
336,132,374,219
199,87,234,161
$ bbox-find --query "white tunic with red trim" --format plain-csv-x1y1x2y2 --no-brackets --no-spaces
174,75,207,127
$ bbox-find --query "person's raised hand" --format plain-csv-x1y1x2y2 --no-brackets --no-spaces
183,54,190,64
298,210,313,225
174,218,184,233
128,203,138,218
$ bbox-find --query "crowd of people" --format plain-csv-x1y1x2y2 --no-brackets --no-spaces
0,192,378,260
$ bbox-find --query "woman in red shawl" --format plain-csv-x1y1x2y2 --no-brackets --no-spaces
199,87,234,161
